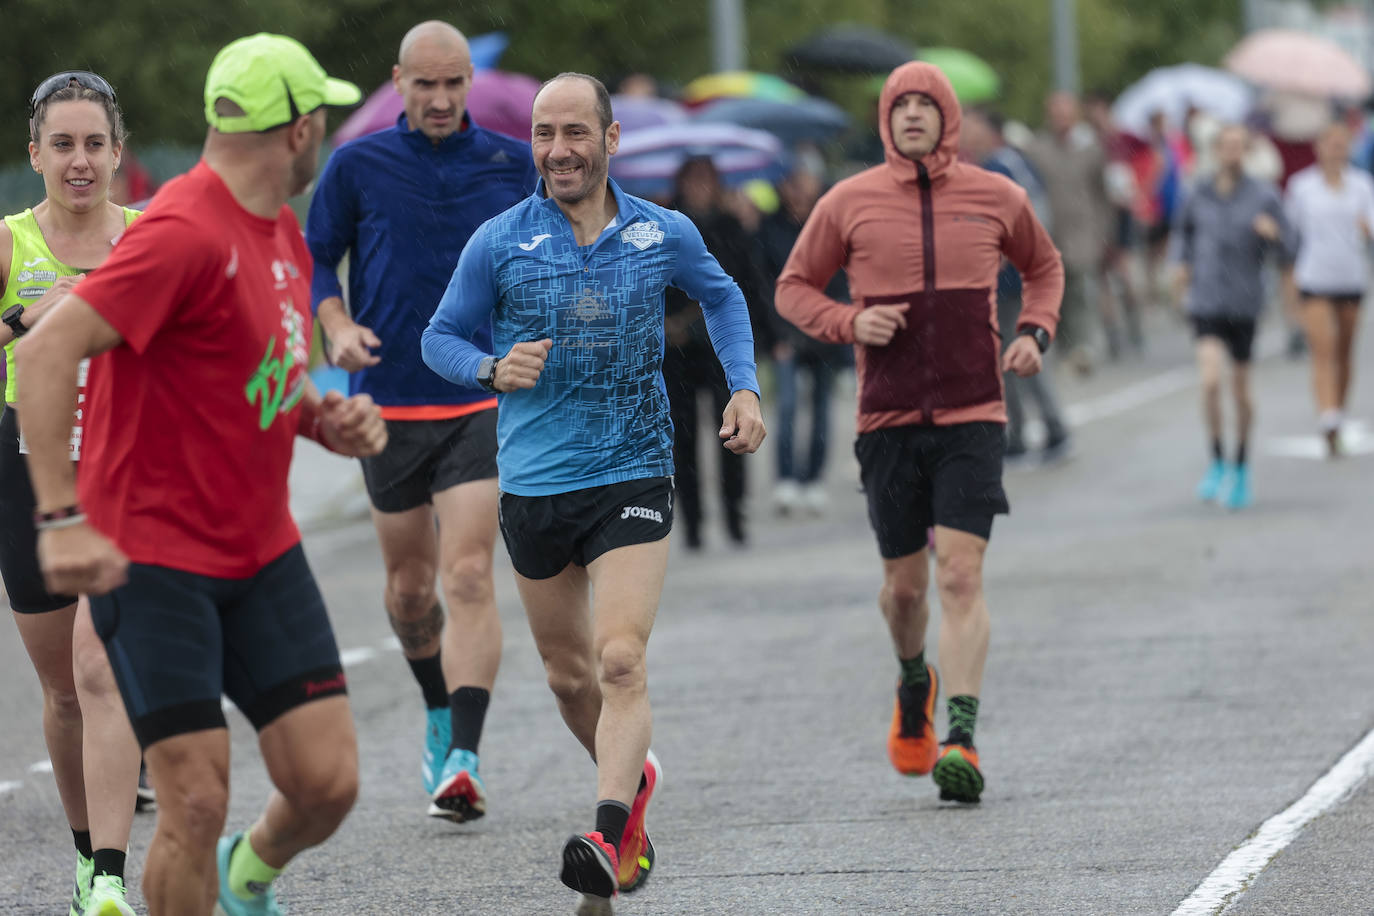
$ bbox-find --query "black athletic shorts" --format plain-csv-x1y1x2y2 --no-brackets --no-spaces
854,422,1009,557
361,409,497,513
1192,315,1258,364
0,406,77,613
1300,290,1363,309
499,476,674,580
88,543,345,749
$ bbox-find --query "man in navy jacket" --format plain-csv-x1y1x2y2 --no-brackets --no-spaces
305,20,536,826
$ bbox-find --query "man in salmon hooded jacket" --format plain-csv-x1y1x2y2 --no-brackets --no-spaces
777,62,1064,804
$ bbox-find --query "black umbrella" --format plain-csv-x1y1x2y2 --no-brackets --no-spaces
784,25,916,75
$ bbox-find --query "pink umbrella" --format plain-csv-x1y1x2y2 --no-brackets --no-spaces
1225,29,1371,99
330,70,541,146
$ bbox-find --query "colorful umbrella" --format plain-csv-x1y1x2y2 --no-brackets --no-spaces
692,96,851,145
610,123,786,198
784,25,915,74
610,95,688,132
918,47,1000,104
682,71,805,106
1225,29,1371,99
1112,64,1253,135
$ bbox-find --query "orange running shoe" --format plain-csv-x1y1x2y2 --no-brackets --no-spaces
933,743,984,803
887,664,939,776
617,750,661,893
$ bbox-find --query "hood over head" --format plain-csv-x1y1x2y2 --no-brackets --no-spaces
878,61,961,182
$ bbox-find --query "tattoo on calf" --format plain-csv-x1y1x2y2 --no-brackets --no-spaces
388,602,445,652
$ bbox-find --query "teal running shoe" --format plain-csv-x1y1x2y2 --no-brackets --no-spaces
427,748,486,823
83,874,135,916
70,852,93,916
1224,463,1252,510
214,833,282,916
1196,459,1225,502
422,707,451,795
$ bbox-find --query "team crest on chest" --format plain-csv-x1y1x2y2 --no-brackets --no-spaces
620,220,665,251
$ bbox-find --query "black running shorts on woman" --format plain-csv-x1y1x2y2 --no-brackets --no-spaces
500,476,674,580
0,406,76,613
361,409,497,513
88,543,345,748
855,422,1009,556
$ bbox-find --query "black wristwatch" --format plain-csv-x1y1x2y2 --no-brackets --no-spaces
1019,325,1050,354
2,304,29,338
476,355,500,392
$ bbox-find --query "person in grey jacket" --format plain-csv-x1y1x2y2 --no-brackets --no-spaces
1172,124,1288,509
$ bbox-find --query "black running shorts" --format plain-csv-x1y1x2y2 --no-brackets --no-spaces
1300,290,1363,309
361,409,497,513
1192,315,1258,364
854,422,1009,557
499,476,674,580
0,407,77,613
88,543,346,748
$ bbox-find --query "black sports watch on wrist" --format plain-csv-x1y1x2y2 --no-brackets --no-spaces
2,304,29,338
476,355,500,392
1019,325,1050,354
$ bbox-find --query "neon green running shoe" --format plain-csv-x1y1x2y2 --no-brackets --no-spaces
932,743,984,804
70,852,93,916
83,874,135,916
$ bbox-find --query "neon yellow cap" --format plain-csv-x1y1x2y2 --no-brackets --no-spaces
204,33,361,133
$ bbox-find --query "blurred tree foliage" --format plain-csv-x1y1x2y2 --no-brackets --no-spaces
0,0,1250,164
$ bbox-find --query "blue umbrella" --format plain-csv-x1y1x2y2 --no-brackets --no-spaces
692,95,851,145
610,123,786,199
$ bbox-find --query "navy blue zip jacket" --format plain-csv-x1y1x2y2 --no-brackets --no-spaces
306,114,537,410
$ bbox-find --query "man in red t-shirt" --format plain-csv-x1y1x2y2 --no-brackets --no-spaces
16,34,382,916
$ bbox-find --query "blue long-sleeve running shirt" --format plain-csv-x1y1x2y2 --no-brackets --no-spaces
423,179,760,496
306,114,537,409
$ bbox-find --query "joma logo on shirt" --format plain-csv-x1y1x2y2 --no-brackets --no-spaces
621,505,663,523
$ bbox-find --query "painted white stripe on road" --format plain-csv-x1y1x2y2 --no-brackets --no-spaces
340,646,378,667
1172,725,1374,915
0,780,21,795
28,760,52,774
1063,366,1196,428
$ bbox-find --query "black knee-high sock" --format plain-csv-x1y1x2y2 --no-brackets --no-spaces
92,849,126,881
407,650,449,710
1211,439,1224,462
596,800,631,852
448,686,491,754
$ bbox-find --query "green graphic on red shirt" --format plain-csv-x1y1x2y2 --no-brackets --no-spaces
245,335,306,431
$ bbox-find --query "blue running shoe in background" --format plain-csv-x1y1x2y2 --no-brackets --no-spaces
427,748,487,823
422,707,451,795
1196,459,1225,502
215,834,281,916
1224,463,1252,510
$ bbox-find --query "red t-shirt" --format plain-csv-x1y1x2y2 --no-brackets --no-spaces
76,161,313,578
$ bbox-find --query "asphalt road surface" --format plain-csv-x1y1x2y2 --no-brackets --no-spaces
4,311,1373,915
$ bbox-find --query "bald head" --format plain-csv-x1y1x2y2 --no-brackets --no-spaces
393,20,473,142
535,73,613,131
398,20,469,67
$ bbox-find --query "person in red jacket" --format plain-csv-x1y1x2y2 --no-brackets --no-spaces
777,62,1063,804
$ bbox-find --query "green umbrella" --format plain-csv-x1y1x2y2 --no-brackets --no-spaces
918,47,1000,103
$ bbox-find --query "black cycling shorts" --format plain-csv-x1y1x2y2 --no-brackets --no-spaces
854,422,1009,557
88,543,345,748
361,409,497,513
1192,316,1258,364
499,477,674,580
0,406,76,613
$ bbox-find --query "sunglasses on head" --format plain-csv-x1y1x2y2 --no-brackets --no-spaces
30,71,116,117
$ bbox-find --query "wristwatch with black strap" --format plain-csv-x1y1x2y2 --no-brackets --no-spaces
1018,324,1050,354
476,355,500,392
2,304,29,338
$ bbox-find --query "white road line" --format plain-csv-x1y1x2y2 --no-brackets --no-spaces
0,780,21,796
1063,366,1197,428
339,646,378,667
1172,725,1374,915
27,760,52,774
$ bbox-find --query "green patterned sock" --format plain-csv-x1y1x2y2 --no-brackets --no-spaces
946,695,979,747
228,833,282,901
898,651,929,690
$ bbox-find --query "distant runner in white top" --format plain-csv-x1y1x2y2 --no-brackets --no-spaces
1283,120,1374,457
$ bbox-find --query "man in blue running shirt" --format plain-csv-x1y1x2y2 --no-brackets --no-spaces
423,73,764,910
306,21,536,824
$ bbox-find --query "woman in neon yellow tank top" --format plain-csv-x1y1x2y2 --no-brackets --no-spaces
0,72,142,916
